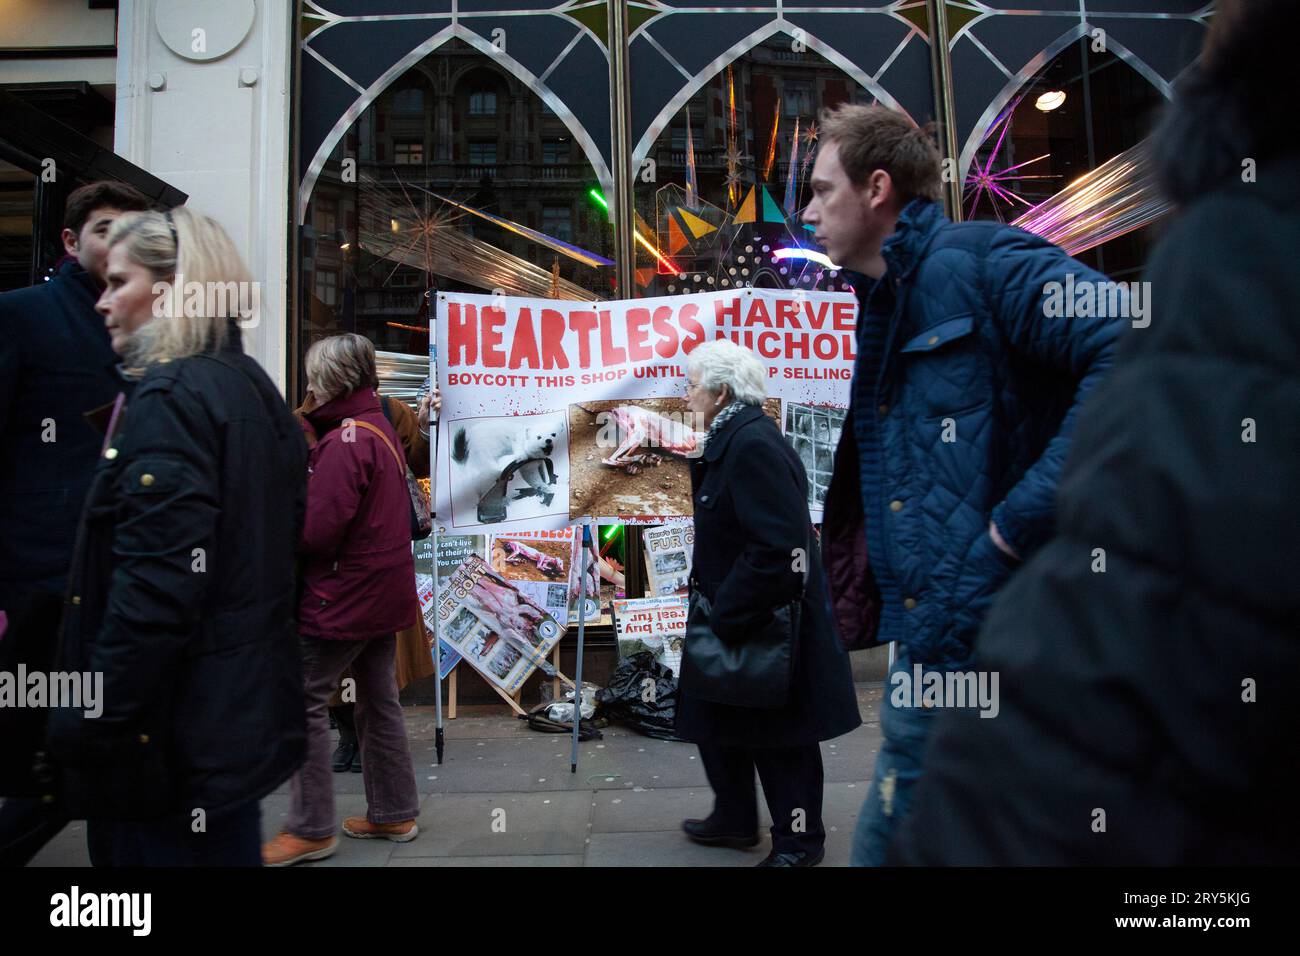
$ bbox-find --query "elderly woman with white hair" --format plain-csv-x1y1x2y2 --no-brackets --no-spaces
676,339,860,867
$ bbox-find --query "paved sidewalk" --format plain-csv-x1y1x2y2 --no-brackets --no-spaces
29,682,882,867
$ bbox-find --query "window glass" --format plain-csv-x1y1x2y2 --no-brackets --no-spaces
0,162,36,291
542,204,572,241
392,88,424,114
964,39,1165,279
394,141,424,165
542,139,570,165
467,141,497,167
632,34,871,300
297,38,614,385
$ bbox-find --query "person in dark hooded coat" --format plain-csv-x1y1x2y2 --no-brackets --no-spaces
889,0,1300,865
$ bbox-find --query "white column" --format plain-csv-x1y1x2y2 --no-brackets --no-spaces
115,0,293,393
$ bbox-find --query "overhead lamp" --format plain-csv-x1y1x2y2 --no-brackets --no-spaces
1035,90,1066,112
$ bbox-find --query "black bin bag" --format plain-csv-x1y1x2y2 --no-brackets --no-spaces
596,651,687,743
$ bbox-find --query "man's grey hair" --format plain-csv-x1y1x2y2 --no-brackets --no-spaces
686,339,768,405
304,333,378,403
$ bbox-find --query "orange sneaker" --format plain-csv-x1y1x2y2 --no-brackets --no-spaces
342,816,419,842
262,832,338,867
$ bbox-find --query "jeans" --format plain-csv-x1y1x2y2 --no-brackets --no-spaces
287,634,419,840
851,651,943,866
88,801,261,867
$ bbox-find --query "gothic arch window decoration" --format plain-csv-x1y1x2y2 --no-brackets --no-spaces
296,1,940,226
296,2,1209,226
297,1,618,224
628,6,934,174
950,1,1212,186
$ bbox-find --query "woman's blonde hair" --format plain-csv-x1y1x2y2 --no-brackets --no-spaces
304,333,378,404
106,206,256,366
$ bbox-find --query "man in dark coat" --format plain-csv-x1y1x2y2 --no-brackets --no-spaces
804,105,1126,864
890,0,1300,865
676,340,860,867
0,181,152,864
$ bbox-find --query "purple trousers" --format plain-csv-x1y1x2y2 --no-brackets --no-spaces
287,634,420,839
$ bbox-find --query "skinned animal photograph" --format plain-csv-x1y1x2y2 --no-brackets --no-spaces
568,397,780,519
567,398,702,519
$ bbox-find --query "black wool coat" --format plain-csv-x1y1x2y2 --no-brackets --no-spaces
0,260,123,604
46,327,310,819
888,85,1300,865
675,404,862,748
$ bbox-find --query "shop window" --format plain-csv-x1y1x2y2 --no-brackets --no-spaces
964,38,1165,278
637,34,866,300
297,38,610,397
313,199,337,236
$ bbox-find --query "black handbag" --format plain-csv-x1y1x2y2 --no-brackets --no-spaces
679,531,809,710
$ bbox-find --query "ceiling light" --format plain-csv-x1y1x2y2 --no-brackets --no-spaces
1036,90,1066,112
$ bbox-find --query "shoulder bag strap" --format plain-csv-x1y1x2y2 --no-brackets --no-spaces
351,419,406,474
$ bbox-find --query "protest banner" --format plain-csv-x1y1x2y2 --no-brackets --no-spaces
612,596,688,677
417,534,488,680
435,555,564,695
488,527,579,622
433,288,857,535
642,524,693,596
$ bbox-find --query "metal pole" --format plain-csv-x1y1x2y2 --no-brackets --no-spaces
1078,36,1103,274
430,296,445,766
570,520,593,773
607,0,636,297
925,0,963,221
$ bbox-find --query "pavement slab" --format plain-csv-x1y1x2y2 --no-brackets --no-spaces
22,681,883,867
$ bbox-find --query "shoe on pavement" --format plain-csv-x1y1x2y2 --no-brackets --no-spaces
262,832,338,867
331,740,356,773
342,816,419,842
756,847,825,867
682,817,760,849
349,748,362,773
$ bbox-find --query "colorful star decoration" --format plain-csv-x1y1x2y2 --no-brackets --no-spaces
964,96,1061,222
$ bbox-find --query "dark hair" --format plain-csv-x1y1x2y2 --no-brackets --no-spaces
63,181,154,234
818,104,943,205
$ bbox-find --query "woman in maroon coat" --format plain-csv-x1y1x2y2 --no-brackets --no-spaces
263,333,421,867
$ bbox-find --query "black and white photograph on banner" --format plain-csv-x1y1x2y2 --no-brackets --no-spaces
785,403,845,507
444,412,570,528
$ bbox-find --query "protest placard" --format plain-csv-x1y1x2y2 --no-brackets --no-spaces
433,289,857,534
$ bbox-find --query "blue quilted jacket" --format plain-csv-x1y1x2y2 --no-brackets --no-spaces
821,198,1124,669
